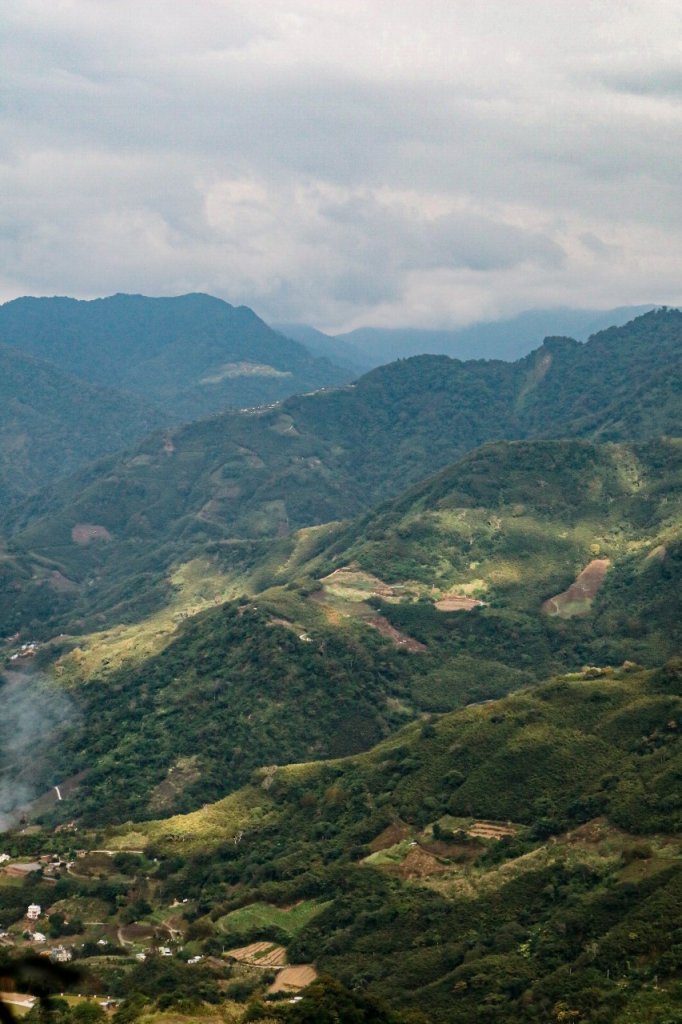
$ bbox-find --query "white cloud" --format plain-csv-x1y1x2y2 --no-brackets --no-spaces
1,0,682,329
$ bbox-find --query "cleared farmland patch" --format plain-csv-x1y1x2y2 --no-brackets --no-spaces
467,820,520,840
268,965,318,993
216,900,330,942
225,941,287,968
435,592,487,612
542,558,610,617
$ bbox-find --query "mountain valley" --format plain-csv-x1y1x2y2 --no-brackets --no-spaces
0,304,680,1024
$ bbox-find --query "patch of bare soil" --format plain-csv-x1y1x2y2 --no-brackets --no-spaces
321,566,408,601
467,821,519,840
226,942,287,968
369,821,412,853
376,845,450,880
542,558,610,618
71,523,112,545
422,840,481,861
148,757,202,813
366,615,426,652
47,571,78,593
268,617,294,630
435,593,486,612
562,817,619,846
268,965,318,993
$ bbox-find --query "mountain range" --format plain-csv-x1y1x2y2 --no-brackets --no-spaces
0,293,351,507
0,300,680,1024
277,304,655,370
2,307,680,641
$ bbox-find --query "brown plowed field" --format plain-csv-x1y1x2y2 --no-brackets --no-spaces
542,558,610,618
268,965,318,993
467,821,519,840
226,941,287,967
382,845,450,880
71,523,112,545
321,567,404,600
435,593,486,612
366,615,426,651
369,821,412,853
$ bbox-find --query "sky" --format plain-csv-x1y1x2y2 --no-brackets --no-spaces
2,0,682,332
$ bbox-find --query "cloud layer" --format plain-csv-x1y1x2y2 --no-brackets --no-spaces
2,0,682,330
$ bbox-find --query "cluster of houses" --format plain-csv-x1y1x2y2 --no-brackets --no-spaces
19,903,70,961
134,949,203,964
0,856,205,973
8,641,38,662
1,852,75,880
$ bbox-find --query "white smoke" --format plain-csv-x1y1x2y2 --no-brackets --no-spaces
0,668,76,831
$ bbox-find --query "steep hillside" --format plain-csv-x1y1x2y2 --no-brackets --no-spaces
0,342,166,506
2,310,681,639
0,311,680,1023
307,438,682,669
4,438,679,833
116,662,682,1023
4,663,675,1023
0,293,350,420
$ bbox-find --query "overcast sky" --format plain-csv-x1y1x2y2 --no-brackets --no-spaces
2,1,682,331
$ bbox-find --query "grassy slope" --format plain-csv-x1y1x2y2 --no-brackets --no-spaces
311,438,682,667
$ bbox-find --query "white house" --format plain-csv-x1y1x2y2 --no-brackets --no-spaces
26,904,41,920
50,946,72,962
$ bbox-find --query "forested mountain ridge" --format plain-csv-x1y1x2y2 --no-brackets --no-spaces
9,437,681,830
1,309,681,639
0,342,166,506
0,292,351,421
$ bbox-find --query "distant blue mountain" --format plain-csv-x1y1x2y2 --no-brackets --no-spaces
277,305,655,369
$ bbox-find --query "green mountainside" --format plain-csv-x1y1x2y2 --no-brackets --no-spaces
0,309,681,1023
0,293,350,421
6,437,680,831
0,342,166,506
2,309,682,640
142,660,679,1023
2,663,679,1023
